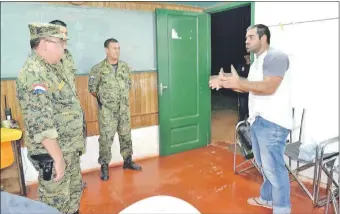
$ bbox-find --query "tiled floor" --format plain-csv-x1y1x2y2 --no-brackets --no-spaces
26,145,327,214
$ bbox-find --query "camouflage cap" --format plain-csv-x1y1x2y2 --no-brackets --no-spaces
28,23,68,40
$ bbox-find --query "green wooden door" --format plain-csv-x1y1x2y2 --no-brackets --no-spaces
156,9,211,156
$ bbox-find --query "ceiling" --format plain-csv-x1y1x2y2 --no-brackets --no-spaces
162,1,225,9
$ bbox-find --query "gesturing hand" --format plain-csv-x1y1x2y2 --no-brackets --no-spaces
220,65,241,90
209,67,225,90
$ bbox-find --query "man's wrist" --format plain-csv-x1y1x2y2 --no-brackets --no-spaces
53,155,63,162
238,78,248,91
41,138,63,162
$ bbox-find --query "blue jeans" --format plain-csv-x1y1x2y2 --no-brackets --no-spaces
250,116,291,214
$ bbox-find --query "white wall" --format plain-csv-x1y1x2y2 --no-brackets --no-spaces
255,2,339,183
22,126,159,184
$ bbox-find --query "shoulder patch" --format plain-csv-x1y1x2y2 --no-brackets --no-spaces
32,83,48,95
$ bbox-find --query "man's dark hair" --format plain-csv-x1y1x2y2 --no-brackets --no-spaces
247,24,271,45
104,38,119,48
30,38,41,49
49,20,67,27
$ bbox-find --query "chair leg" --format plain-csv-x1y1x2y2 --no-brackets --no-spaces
333,191,339,214
313,158,321,206
233,139,258,174
324,167,333,214
315,160,339,207
285,163,314,200
235,160,256,174
233,133,238,173
251,159,261,173
315,155,340,208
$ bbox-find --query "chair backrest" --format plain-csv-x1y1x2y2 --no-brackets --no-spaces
298,108,305,142
289,107,305,143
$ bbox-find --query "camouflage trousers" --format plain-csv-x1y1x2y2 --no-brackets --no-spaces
98,105,133,164
33,152,82,214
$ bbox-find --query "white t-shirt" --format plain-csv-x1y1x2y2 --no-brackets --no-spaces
247,48,292,130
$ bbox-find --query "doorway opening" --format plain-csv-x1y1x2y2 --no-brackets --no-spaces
210,5,251,146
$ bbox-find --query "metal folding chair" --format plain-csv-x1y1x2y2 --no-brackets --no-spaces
285,108,339,206
315,139,339,207
324,158,339,214
233,94,258,174
233,120,260,174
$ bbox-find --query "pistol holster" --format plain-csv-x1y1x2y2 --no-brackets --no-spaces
30,154,54,181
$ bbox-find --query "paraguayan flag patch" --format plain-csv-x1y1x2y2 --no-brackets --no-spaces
33,84,47,95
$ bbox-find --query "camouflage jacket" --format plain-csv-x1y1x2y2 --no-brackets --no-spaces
88,59,132,110
16,52,85,155
61,49,76,93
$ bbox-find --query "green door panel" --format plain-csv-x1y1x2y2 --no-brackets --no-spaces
156,9,211,156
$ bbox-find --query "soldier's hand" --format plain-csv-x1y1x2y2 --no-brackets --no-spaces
54,158,66,182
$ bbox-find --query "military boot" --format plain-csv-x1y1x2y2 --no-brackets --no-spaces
100,164,109,181
123,155,142,171
81,181,87,190
73,210,79,214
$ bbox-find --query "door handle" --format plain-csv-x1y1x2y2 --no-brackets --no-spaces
159,82,168,95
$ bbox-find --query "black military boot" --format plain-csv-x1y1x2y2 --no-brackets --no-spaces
72,210,79,214
123,156,142,171
100,164,109,181
81,181,87,189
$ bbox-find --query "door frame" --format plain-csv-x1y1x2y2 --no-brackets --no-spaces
204,2,256,62
204,2,255,143
154,3,255,155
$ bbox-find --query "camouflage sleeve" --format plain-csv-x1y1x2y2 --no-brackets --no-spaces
123,63,132,90
66,50,77,74
88,66,101,93
16,72,58,144
128,67,132,90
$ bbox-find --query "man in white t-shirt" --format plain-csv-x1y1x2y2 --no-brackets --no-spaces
210,24,292,214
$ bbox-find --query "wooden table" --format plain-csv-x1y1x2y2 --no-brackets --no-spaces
1,128,26,196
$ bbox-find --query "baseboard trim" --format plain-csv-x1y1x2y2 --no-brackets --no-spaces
81,155,159,175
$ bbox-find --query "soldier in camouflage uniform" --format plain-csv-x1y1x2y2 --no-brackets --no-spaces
88,38,142,181
49,20,87,190
49,20,76,87
16,23,85,214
